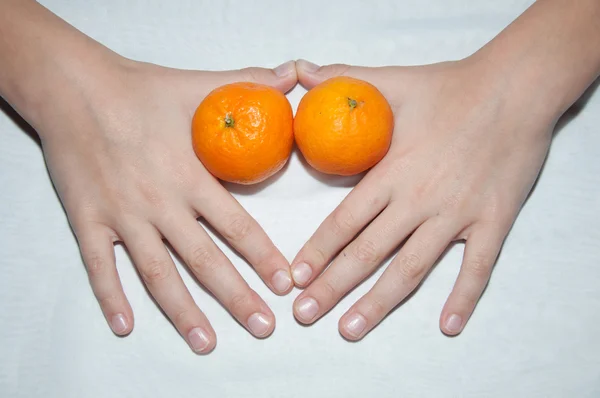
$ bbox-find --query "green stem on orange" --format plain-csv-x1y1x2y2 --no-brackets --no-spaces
348,97,358,109
224,113,235,128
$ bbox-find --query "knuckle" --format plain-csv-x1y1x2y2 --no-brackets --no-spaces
172,160,195,189
492,213,515,234
85,253,107,277
378,157,408,183
367,297,387,319
188,245,219,275
441,193,461,213
140,258,171,284
331,207,355,236
482,195,505,217
172,307,192,326
136,178,165,209
456,289,481,308
242,67,265,83
481,196,516,227
353,239,379,265
412,180,433,202
304,240,329,266
396,253,425,280
325,63,351,77
97,295,120,308
228,290,255,314
314,246,328,265
321,279,339,302
365,192,383,209
253,248,276,271
389,157,410,176
465,253,492,280
222,214,252,242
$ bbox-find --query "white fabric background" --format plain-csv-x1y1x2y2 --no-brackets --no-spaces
1,0,600,396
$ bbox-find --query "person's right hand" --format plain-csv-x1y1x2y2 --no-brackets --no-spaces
33,53,297,353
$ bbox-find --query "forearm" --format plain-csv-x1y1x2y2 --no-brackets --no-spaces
0,0,126,129
472,0,600,120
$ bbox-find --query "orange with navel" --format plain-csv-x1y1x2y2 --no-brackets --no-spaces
192,82,293,185
294,76,394,176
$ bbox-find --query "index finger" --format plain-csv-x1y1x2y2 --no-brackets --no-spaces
192,182,293,295
290,171,391,287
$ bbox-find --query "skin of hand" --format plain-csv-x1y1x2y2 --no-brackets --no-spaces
0,1,297,354
290,0,600,340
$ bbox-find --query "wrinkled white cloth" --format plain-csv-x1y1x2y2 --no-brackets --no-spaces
1,1,599,397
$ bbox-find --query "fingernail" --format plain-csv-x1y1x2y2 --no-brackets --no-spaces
296,297,319,322
344,313,367,338
445,314,463,334
271,269,292,293
188,327,210,353
111,314,128,334
274,60,295,77
292,262,312,286
298,59,320,73
247,313,271,337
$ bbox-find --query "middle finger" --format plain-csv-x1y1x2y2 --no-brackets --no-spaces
293,202,426,324
291,171,392,287
156,209,276,338
120,223,216,354
192,182,292,295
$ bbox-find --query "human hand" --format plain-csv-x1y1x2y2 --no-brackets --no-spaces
37,55,297,353
290,57,556,339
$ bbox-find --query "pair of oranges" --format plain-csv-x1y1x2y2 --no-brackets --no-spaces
191,76,394,185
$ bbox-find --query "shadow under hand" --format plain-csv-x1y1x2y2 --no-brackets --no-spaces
521,76,599,209
553,76,599,137
223,150,292,195
224,146,367,194
0,96,41,148
295,147,366,188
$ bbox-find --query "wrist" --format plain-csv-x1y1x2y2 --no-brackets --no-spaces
455,53,556,144
464,50,564,123
0,0,133,137
21,50,132,137
465,0,600,125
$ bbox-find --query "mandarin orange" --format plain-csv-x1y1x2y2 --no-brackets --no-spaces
294,76,394,176
192,82,293,185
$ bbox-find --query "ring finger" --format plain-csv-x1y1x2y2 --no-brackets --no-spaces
155,209,276,338
338,216,460,340
120,223,216,354
293,202,426,324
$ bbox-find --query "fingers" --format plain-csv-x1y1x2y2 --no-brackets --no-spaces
181,60,297,113
296,59,405,96
155,211,276,338
439,226,506,336
193,186,292,295
77,225,133,336
293,203,425,324
120,224,216,354
291,171,391,287
338,217,458,340
211,60,298,93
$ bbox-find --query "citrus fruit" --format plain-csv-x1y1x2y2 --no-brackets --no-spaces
294,76,394,176
192,82,293,184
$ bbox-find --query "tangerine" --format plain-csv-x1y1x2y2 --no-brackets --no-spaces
294,76,394,176
192,82,293,184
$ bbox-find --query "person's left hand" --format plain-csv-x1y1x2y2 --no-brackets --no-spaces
290,57,556,339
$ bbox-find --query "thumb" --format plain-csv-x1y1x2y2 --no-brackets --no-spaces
211,60,298,93
296,59,404,95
